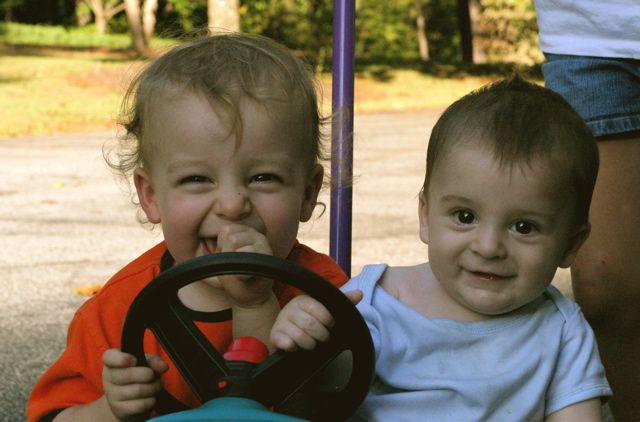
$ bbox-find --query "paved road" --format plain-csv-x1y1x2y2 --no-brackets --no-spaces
0,110,571,420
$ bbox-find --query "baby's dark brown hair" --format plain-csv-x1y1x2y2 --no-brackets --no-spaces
423,76,599,228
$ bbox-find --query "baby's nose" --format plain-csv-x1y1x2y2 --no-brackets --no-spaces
471,226,507,259
212,186,251,220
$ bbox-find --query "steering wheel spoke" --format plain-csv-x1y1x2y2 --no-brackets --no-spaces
149,297,230,402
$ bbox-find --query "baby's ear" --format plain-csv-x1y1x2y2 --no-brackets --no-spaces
133,168,161,224
418,192,430,244
559,223,591,268
300,164,324,222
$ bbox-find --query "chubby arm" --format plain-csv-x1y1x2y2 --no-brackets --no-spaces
545,398,603,422
51,396,118,422
52,349,168,422
214,224,280,349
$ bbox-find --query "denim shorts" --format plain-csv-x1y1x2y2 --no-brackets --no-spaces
542,53,640,138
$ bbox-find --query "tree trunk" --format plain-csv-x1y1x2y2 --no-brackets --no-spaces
469,0,487,64
457,0,487,64
94,6,107,34
415,0,429,61
457,0,473,63
85,0,107,34
208,0,240,32
82,0,126,34
142,0,157,44
124,0,148,55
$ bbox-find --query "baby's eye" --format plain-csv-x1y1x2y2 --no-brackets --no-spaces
180,175,210,184
454,209,476,225
511,221,537,235
251,173,282,183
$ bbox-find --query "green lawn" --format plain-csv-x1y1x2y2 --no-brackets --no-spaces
0,50,142,137
0,23,539,139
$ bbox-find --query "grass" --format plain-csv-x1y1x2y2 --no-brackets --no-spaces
0,23,541,139
0,21,174,50
0,49,144,137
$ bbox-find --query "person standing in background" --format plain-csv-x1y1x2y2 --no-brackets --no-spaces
533,2,640,420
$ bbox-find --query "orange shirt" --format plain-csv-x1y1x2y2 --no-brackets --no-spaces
27,242,347,422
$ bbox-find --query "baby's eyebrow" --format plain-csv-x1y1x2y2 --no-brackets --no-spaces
440,194,473,205
166,160,207,172
511,209,557,222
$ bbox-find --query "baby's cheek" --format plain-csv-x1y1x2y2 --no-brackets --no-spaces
267,218,302,258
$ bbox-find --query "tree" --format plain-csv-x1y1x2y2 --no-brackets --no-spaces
208,0,239,32
415,0,429,61
467,0,486,63
457,0,487,64
142,0,157,41
124,0,157,55
1,0,23,21
80,0,125,34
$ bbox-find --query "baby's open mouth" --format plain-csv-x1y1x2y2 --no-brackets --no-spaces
200,237,218,255
472,271,507,281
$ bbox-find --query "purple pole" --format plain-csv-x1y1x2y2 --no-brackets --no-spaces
330,0,355,276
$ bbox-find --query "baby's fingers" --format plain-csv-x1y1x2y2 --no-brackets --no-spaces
217,224,272,255
344,289,363,305
104,382,160,420
270,330,298,352
272,323,328,351
103,348,137,369
104,363,158,386
103,351,164,385
107,379,163,401
102,363,163,419
146,354,169,375
296,295,335,328
271,297,334,351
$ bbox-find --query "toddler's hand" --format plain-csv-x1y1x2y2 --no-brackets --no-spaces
213,224,275,308
270,290,363,352
102,348,168,420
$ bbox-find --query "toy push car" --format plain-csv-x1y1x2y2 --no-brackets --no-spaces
121,252,374,421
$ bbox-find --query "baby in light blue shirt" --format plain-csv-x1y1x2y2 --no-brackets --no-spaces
271,76,612,421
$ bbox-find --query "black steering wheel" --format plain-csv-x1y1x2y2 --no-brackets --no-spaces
120,252,374,420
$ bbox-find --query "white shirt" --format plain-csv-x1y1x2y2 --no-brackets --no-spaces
534,0,640,59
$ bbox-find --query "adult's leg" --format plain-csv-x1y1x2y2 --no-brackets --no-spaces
571,134,640,422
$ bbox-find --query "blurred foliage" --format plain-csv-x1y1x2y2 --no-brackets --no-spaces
1,0,541,66
0,0,76,25
356,0,422,63
160,0,208,34
0,21,174,49
480,0,542,65
239,1,333,71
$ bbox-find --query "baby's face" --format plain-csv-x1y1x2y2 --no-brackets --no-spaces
134,90,321,266
419,144,585,318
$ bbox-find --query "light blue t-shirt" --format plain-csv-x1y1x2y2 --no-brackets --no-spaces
342,264,612,422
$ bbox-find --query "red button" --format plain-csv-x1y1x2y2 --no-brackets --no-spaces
223,336,269,363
